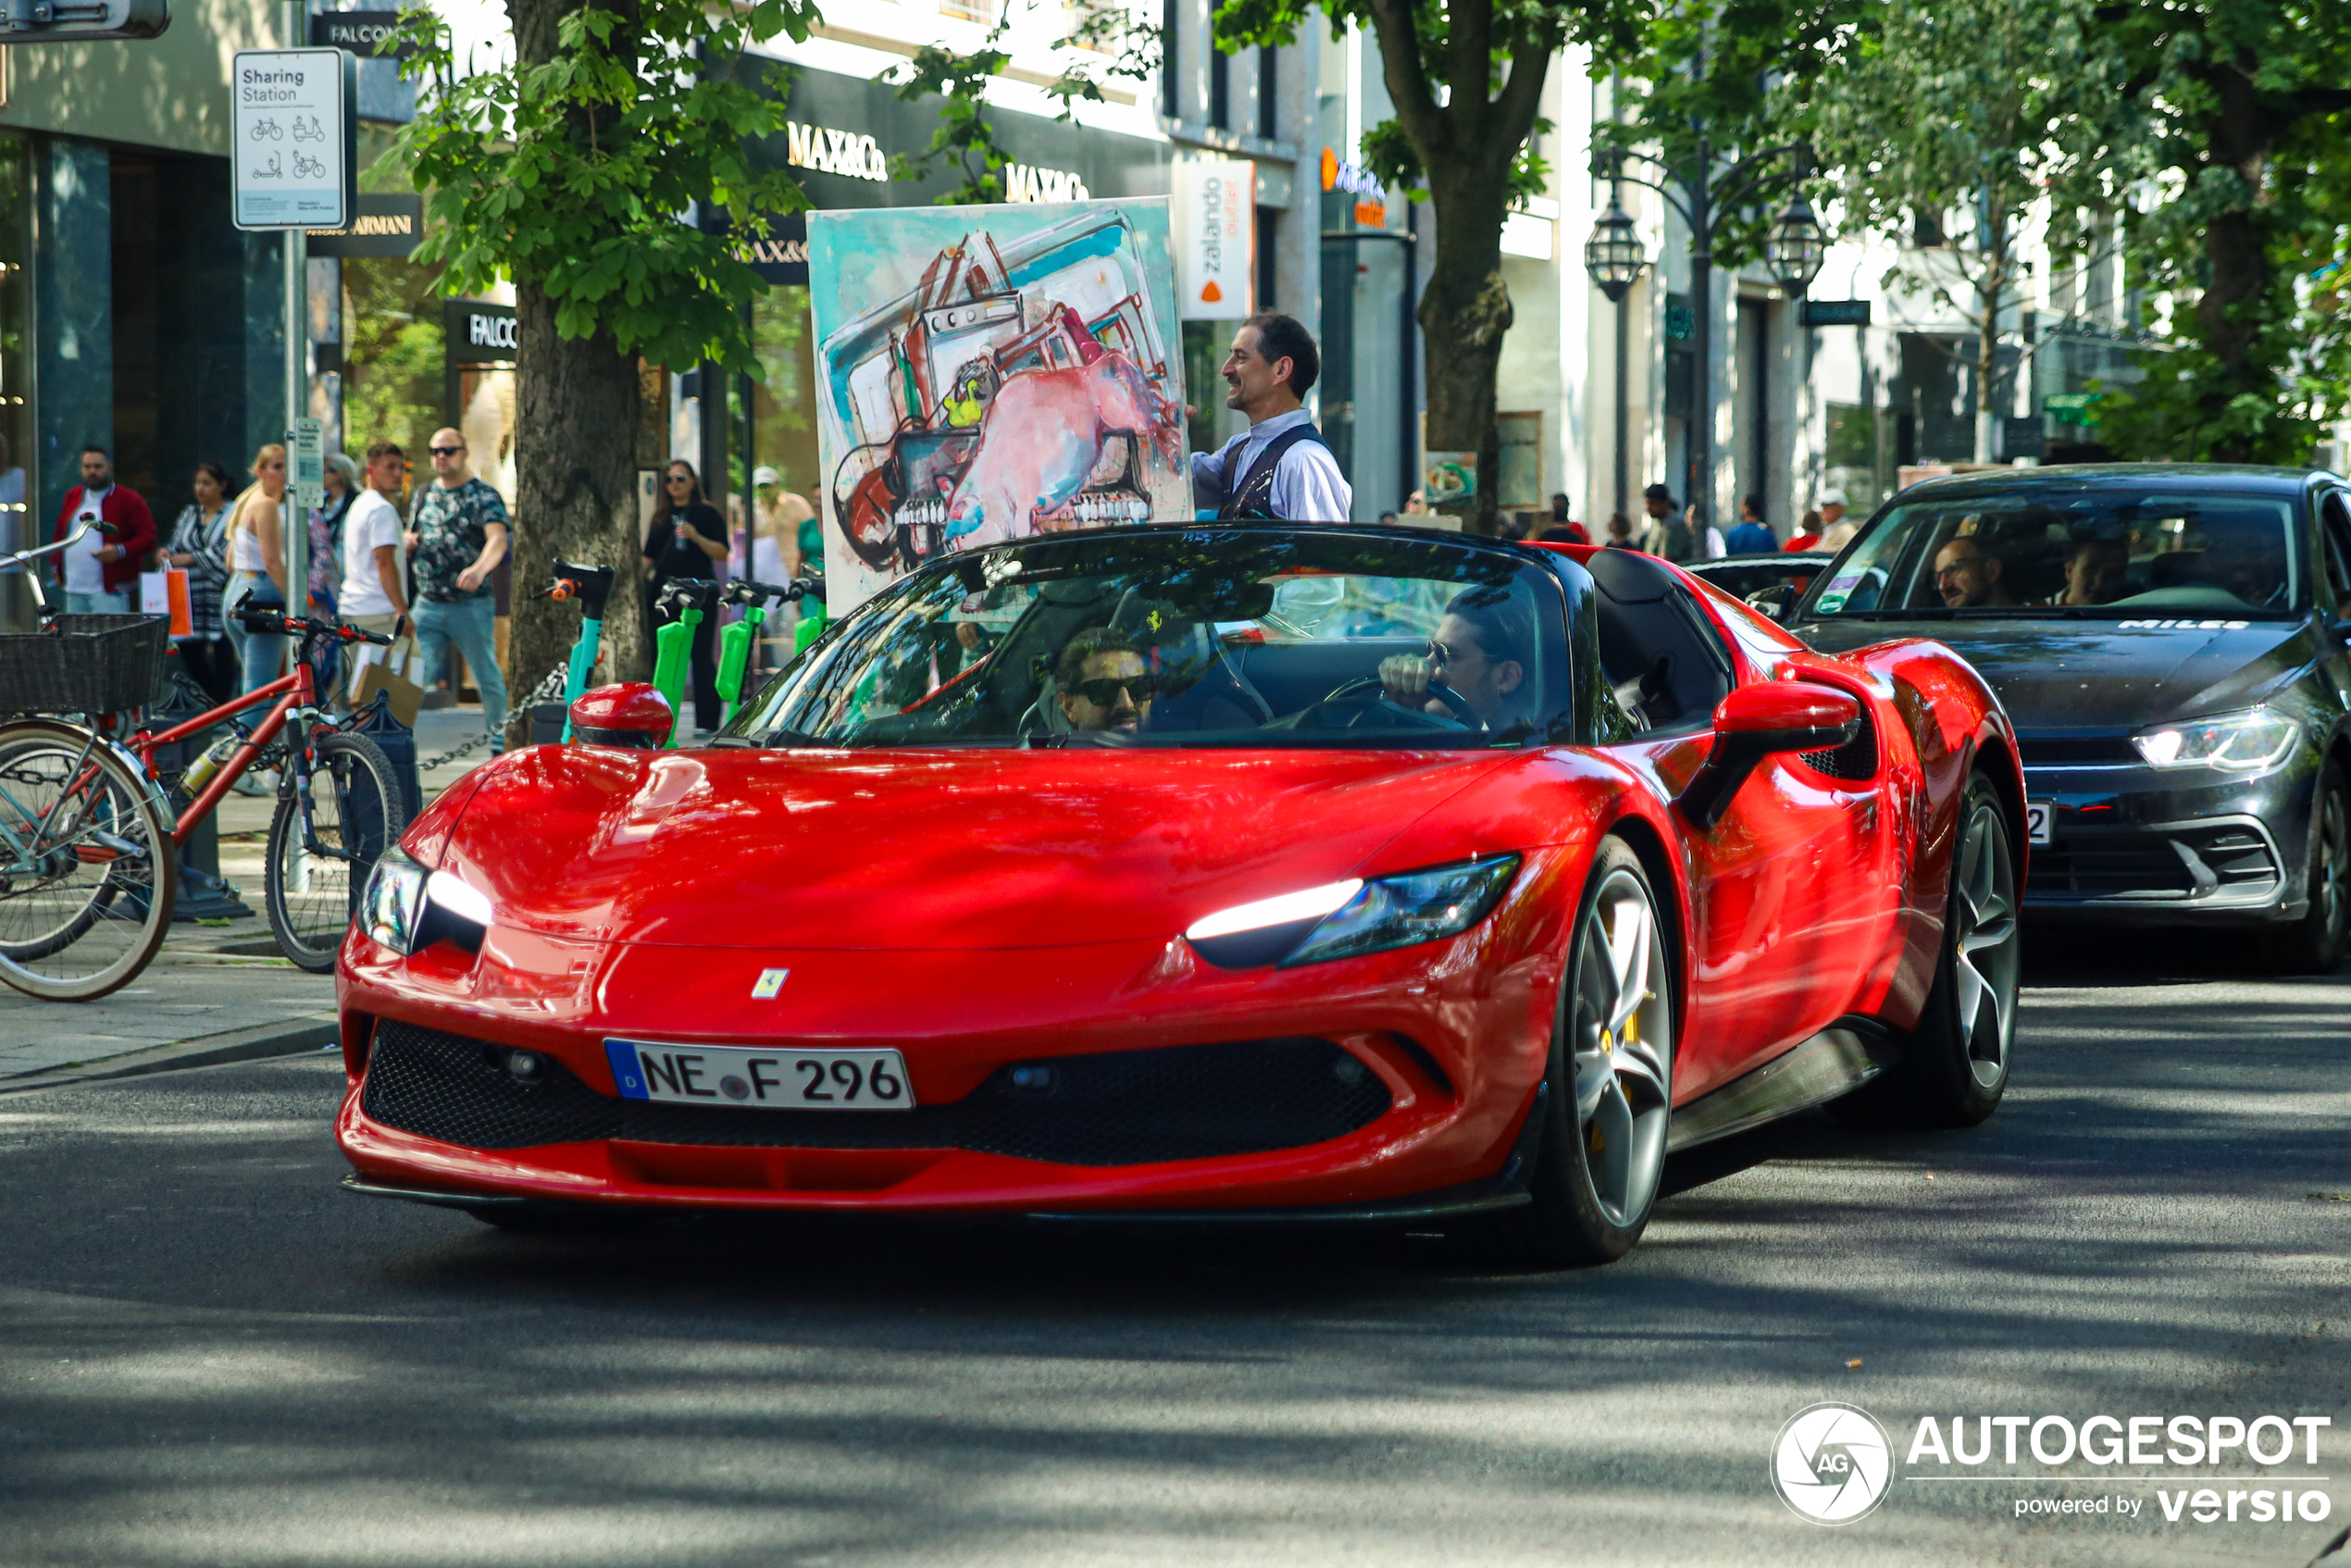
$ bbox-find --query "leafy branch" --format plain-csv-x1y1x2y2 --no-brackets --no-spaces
385,0,820,376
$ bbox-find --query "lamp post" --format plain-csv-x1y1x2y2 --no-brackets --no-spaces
1588,139,1818,526
1582,166,1648,523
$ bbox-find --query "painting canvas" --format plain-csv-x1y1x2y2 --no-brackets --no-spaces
806,199,1189,613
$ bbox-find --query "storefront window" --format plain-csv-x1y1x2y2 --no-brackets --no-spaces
725,283,820,584
342,255,446,464
0,135,31,630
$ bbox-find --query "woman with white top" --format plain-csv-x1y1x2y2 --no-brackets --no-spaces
223,443,291,699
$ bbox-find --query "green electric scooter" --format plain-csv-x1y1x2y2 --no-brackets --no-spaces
537,559,617,740
650,579,723,744
714,574,826,728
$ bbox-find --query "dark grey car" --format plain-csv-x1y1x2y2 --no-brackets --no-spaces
1785,464,2351,971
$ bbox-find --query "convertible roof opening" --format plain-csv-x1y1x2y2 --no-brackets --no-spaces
728,529,1573,750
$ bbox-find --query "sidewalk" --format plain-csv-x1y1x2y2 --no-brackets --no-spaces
0,705,508,1087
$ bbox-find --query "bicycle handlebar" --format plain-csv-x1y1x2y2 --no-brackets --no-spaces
234,604,395,645
0,519,103,571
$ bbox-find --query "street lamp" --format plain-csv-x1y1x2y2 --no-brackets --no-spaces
1583,201,1648,304
1764,193,1827,296
1589,136,1813,524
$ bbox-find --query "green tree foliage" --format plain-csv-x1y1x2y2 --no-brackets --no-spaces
1218,0,1639,532
389,0,819,377
1809,0,2133,461
887,1,1162,205
2094,0,2351,463
1595,0,1863,269
340,255,446,462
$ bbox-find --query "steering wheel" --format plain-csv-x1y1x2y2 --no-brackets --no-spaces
1297,675,1478,730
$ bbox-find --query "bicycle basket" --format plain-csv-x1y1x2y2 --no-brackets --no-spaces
0,614,171,716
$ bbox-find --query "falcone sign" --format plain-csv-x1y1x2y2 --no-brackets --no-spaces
1771,1402,2334,1529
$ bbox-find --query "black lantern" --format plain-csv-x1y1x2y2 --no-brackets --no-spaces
1764,193,1827,296
1583,202,1648,304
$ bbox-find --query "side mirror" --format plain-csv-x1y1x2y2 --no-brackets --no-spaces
569,682,674,749
1745,584,1797,622
1676,681,1862,830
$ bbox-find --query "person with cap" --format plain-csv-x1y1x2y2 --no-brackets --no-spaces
1812,487,1859,551
1190,311,1351,522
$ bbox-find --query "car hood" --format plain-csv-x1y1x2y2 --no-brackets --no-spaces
1797,616,2316,732
431,746,1515,950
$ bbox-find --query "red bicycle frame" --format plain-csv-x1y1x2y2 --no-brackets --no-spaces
129,659,321,850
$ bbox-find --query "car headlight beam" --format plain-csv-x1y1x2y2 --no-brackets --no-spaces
2132,708,2300,772
1187,855,1521,970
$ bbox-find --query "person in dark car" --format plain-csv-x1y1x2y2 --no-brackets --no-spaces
1055,628,1157,734
2198,523,2290,607
1377,586,1535,731
2055,535,2132,605
1932,535,2021,609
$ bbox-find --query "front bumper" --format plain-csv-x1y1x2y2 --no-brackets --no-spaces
332,901,1564,1214
2021,744,2312,921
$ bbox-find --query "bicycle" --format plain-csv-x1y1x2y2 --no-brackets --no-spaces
0,541,410,997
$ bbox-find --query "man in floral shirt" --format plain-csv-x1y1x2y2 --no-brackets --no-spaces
404,427,511,752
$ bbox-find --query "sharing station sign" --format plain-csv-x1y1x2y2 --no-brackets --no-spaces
231,47,357,231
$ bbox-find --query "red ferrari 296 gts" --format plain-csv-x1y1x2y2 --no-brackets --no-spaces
337,526,2024,1265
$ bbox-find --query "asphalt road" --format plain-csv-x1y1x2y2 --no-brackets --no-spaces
1,928,2346,1568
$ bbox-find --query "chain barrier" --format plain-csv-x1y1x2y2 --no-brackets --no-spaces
415,666,569,773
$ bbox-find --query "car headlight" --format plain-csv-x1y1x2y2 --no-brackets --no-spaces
359,846,493,955
2133,708,2301,771
1185,854,1521,970
360,844,429,953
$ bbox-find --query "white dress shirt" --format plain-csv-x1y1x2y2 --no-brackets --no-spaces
1190,407,1354,522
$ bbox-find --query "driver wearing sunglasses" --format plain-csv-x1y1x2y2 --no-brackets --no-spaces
1377,586,1533,729
1054,627,1158,735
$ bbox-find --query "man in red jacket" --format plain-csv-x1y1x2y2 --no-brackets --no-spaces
51,444,155,614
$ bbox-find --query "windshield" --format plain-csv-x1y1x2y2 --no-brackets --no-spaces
727,529,1569,749
1801,489,2305,620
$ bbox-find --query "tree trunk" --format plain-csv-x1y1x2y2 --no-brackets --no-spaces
503,0,650,748
1975,245,2006,465
504,286,648,748
1419,168,1513,537
2193,63,2276,463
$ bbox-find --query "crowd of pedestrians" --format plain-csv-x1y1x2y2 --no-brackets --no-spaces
36,430,824,750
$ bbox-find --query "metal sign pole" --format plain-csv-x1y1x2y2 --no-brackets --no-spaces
280,0,307,619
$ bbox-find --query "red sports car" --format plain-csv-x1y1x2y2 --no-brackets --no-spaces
337,527,2023,1266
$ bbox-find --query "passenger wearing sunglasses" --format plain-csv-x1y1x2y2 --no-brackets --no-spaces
1053,627,1157,735
1377,587,1535,731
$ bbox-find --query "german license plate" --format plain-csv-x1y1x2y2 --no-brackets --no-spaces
604,1039,914,1111
2026,801,2054,846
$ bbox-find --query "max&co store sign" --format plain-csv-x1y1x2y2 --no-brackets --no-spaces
777,116,1089,204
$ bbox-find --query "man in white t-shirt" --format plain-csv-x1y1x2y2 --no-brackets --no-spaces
339,441,411,699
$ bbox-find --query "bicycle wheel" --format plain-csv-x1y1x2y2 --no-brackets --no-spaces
266,729,408,973
0,719,178,1001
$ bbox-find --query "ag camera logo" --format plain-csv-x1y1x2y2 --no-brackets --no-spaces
1772,1401,1895,1524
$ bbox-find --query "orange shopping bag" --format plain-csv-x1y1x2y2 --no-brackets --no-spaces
139,570,193,637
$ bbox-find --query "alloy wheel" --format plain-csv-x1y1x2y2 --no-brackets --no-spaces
1952,799,2021,1089
2315,785,2347,945
1568,868,1673,1228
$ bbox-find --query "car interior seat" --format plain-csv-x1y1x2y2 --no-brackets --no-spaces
1584,547,1736,733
